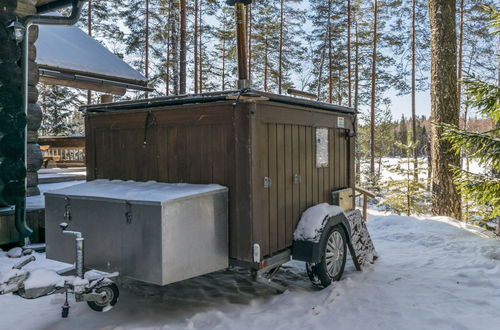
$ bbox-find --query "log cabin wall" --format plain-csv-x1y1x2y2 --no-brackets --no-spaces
85,100,355,262
26,24,43,196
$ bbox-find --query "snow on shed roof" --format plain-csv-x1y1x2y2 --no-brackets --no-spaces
35,23,148,88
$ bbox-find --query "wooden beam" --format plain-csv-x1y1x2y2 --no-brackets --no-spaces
15,1,37,17
40,76,127,95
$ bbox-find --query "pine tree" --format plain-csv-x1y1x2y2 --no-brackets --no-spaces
39,85,83,136
429,0,461,219
382,141,429,216
442,6,500,229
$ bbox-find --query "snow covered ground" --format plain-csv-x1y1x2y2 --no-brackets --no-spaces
1,209,500,329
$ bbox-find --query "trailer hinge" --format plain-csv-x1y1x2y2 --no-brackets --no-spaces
64,197,72,222
263,177,272,188
125,201,132,224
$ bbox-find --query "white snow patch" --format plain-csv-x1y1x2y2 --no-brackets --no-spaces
23,269,65,290
293,203,344,242
1,209,500,329
6,247,23,258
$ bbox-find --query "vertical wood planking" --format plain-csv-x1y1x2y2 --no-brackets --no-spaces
312,126,318,205
252,119,270,256
292,125,300,230
276,124,286,250
268,124,278,252
284,124,293,247
299,126,307,215
305,126,313,209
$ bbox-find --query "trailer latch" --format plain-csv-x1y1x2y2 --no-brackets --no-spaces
64,197,72,222
125,201,132,224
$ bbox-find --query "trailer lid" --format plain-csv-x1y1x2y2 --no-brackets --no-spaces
80,89,357,115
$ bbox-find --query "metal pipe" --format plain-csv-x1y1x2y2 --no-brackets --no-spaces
76,237,84,278
235,2,250,89
286,88,318,100
16,0,88,246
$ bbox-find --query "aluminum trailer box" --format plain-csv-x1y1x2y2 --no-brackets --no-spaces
45,180,228,285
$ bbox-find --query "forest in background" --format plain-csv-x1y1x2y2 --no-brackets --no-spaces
37,0,500,228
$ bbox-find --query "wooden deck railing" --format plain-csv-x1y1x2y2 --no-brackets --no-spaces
38,136,85,168
355,186,376,221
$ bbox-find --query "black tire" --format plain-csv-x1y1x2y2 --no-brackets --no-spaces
87,282,119,312
306,225,347,288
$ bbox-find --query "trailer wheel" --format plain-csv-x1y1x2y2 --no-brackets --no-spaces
306,225,347,288
87,282,119,312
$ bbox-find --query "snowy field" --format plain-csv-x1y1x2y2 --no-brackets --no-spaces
1,209,500,330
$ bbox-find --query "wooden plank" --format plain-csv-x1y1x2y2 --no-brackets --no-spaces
299,126,307,215
157,126,169,182
305,126,313,209
329,128,335,199
268,124,278,253
292,125,300,231
252,119,269,256
233,103,253,260
40,76,127,96
284,124,293,247
312,127,318,205
276,124,286,250
258,103,355,130
84,117,95,180
167,127,179,182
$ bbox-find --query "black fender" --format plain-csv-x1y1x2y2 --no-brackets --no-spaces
292,212,351,264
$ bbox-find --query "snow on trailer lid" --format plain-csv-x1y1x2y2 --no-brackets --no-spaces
43,180,228,204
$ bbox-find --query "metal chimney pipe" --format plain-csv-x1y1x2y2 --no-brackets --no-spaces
228,0,251,89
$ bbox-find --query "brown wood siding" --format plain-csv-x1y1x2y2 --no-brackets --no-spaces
86,100,354,262
86,102,253,261
252,103,354,258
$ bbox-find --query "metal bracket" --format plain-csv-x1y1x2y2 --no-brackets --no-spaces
125,201,132,224
293,174,301,185
64,197,72,222
252,249,290,293
263,176,272,188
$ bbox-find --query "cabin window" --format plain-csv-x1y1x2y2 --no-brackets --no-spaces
316,128,329,168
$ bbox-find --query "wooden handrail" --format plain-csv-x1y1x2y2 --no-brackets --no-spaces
355,186,376,221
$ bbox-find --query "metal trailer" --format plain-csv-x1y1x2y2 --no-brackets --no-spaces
54,89,358,291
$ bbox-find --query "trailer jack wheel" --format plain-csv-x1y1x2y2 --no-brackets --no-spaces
87,283,119,312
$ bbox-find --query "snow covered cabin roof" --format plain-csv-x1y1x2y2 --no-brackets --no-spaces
35,23,152,95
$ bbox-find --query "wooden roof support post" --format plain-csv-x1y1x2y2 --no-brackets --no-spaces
229,0,251,89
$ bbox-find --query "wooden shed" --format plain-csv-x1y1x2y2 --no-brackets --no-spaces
82,90,356,263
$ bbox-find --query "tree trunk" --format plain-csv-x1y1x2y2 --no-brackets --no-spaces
328,0,333,103
87,0,92,104
264,36,268,92
347,0,352,107
171,0,179,95
355,20,360,184
370,0,378,178
457,0,464,116
429,0,461,219
278,0,284,94
179,0,187,94
194,0,199,93
145,0,149,98
199,0,203,92
222,39,226,91
248,4,252,82
411,0,417,180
